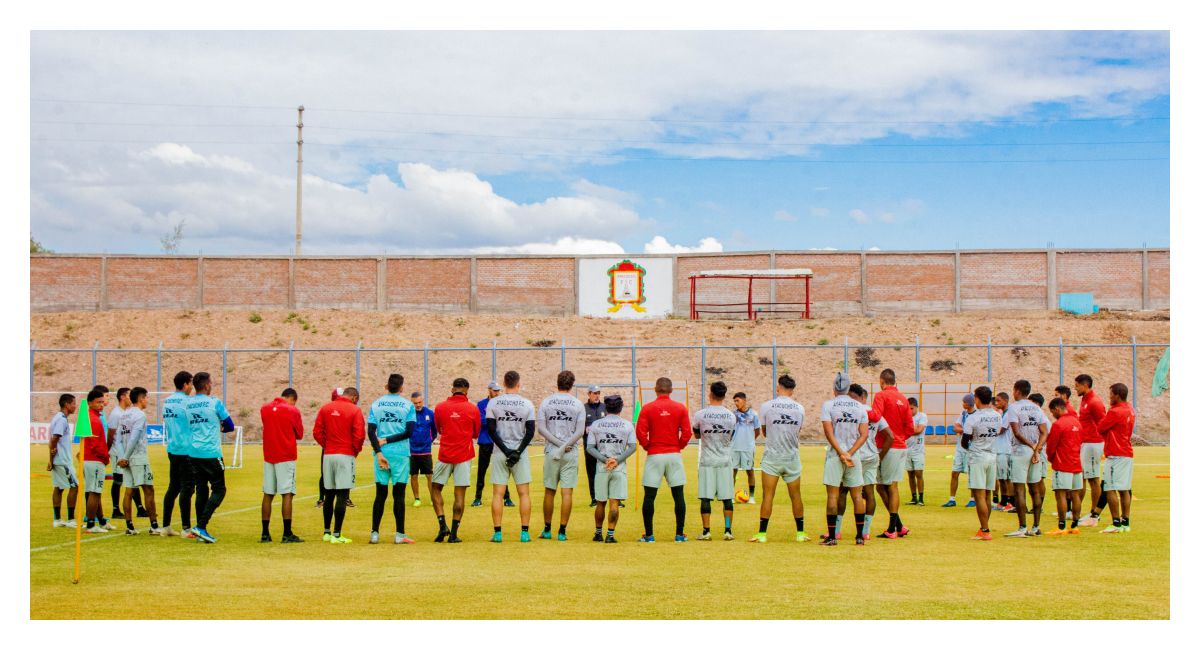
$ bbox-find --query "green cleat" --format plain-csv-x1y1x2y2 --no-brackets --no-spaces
520,530,532,543
748,532,767,543
795,531,811,542
491,531,503,543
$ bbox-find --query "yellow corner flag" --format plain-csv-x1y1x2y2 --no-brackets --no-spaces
72,404,93,583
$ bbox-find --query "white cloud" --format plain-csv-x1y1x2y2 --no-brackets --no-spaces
774,210,798,222
643,235,723,254
809,246,839,251
472,236,625,255
849,209,870,224
879,212,896,224
809,207,831,218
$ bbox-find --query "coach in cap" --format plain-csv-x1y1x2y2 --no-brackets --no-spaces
582,385,605,506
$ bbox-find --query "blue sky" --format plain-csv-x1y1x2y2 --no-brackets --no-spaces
30,31,1169,255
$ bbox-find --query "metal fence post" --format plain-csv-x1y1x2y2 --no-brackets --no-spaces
423,341,430,400
29,342,35,421
631,338,638,396
288,340,294,387
491,340,497,380
1131,336,1138,432
915,335,921,383
156,341,163,422
701,338,707,391
561,338,566,372
843,336,849,372
92,340,99,387
772,337,778,397
221,342,229,405
355,341,362,394
986,336,992,384
1058,337,1064,386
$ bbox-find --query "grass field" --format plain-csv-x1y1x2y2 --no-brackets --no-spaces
29,443,1170,619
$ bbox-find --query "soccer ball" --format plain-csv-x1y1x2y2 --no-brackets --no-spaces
734,489,750,504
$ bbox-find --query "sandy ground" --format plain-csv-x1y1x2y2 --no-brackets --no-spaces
30,309,1170,440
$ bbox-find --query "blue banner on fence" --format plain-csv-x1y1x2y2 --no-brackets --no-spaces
146,424,165,445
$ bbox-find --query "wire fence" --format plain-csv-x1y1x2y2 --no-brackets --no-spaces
29,336,1169,442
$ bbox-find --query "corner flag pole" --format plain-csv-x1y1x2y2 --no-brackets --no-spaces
72,403,93,584
632,399,641,511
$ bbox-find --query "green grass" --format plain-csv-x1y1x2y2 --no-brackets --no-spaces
29,444,1169,619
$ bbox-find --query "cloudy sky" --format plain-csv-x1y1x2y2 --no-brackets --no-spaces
30,31,1169,255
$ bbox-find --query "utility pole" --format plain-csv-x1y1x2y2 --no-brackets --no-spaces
295,105,304,256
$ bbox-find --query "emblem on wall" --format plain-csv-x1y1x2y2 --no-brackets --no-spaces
606,259,647,313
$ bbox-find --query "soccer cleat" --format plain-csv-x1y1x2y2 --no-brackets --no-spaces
1004,527,1028,538
435,527,450,543
589,499,598,507
1078,515,1099,527
1100,525,1122,534
855,537,865,545
111,509,125,520
52,519,68,528
794,531,811,543
322,532,333,542
1046,528,1068,537
1067,528,1081,535
941,499,957,507
125,527,139,536
471,498,482,507
557,533,568,542
491,531,503,543
898,526,911,537
314,499,324,509
63,519,78,528
161,527,178,536
193,528,216,543
917,500,926,506
1120,525,1131,533
697,531,712,541
447,535,463,543
412,498,422,508
723,531,735,541
182,528,197,539
395,533,415,544
819,536,837,546
149,527,167,536
330,535,352,544
674,534,688,543
991,502,1004,511
604,536,618,544
748,497,756,504
593,531,603,542
101,521,117,531
863,533,871,541
136,507,150,518
972,530,993,541
281,534,304,543
369,531,380,544
259,533,272,543
879,530,898,540
1002,504,1016,513
619,502,626,508
538,530,552,540
85,526,107,534
965,500,976,507
1029,526,1042,536
520,531,532,543
346,499,356,508
906,498,919,506
504,498,516,508
637,534,656,543
748,532,767,543
818,532,842,541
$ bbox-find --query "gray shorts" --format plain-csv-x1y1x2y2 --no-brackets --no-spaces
878,448,906,485
996,453,1011,480
697,464,735,500
1009,451,1045,484
263,460,297,495
51,464,77,490
83,460,106,494
859,454,880,485
967,452,997,491
322,454,356,490
823,452,864,488
1052,470,1083,491
642,452,686,488
1104,455,1133,491
905,452,925,472
1081,443,1105,479
594,467,628,501
120,463,154,488
952,446,969,473
543,453,579,490
432,460,472,487
761,453,802,483
491,449,532,486
732,450,755,471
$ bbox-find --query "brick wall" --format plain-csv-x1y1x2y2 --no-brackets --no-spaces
960,251,1048,310
106,257,199,309
1148,250,1169,310
386,258,471,311
294,258,378,309
203,258,290,308
774,253,862,315
675,254,771,317
1056,251,1144,310
475,257,575,315
31,256,102,311
865,253,955,312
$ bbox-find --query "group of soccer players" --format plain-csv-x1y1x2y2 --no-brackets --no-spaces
46,364,1137,545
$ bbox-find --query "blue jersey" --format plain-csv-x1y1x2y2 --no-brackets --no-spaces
187,394,231,459
368,394,416,457
161,391,193,456
476,398,492,444
411,407,437,455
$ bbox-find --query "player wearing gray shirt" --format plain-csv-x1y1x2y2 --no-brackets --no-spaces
586,395,637,542
1003,380,1052,537
48,394,79,527
116,388,162,535
692,382,737,540
749,374,811,543
817,373,871,545
905,399,928,506
483,371,536,542
536,371,587,540
963,386,1004,540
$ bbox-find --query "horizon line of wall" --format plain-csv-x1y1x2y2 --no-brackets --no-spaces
30,247,1170,315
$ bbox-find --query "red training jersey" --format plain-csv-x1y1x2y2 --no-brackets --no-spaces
1064,402,1078,418
1097,401,1136,458
636,394,692,455
83,408,109,464
873,386,914,450
261,397,304,464
868,408,892,451
434,393,480,464
1045,415,1083,474
313,395,365,456
1078,389,1107,444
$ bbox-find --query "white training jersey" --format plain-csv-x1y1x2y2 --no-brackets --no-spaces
993,408,1013,455
118,407,149,464
589,414,637,472
484,393,536,452
107,405,127,463
537,393,586,453
50,411,73,467
820,395,869,455
963,407,1004,454
861,410,888,458
693,405,737,467
955,409,973,450
909,412,928,457
731,408,760,453
1005,399,1051,454
758,396,806,461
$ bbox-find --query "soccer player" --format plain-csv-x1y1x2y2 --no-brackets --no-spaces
1044,398,1084,536
160,371,195,537
116,387,161,535
993,391,1014,512
48,393,79,528
538,370,586,541
731,391,762,504
636,377,692,543
692,381,737,541
1054,386,1078,417
872,369,913,538
485,370,537,542
431,378,480,543
1097,383,1136,534
818,372,869,546
1004,380,1050,537
582,385,605,507
962,385,1004,540
106,387,128,520
366,375,417,544
943,394,976,508
472,381,512,508
587,395,637,543
82,389,113,533
260,388,305,543
314,386,366,543
408,391,437,507
747,375,808,543
187,372,235,543
1075,374,1108,526
905,397,928,506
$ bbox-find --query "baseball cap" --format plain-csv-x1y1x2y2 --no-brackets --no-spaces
487,381,502,391
833,372,851,393
962,394,975,406
587,384,601,393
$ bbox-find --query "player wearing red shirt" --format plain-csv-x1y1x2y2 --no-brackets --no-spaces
313,388,366,542
1074,374,1108,526
871,369,912,539
259,388,304,543
1054,385,1079,418
1097,383,1136,534
81,389,112,533
634,377,693,542
431,378,481,543
1044,399,1084,535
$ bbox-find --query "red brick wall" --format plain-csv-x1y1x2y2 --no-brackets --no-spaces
106,257,199,309
865,253,955,312
204,258,290,308
960,252,1048,310
31,256,103,311
1056,251,1143,310
476,258,575,315
294,259,378,309
386,258,471,311
675,254,771,317
774,253,863,315
1148,251,1169,309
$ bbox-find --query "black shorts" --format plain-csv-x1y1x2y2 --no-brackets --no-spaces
409,454,434,475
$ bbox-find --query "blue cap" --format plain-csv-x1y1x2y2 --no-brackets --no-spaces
962,394,975,406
